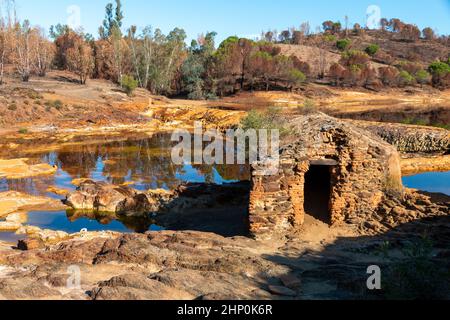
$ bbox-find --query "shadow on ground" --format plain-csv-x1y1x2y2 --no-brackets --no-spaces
262,215,450,300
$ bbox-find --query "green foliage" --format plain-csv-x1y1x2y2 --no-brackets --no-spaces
398,70,414,85
365,44,380,56
121,75,139,96
44,100,64,110
216,36,240,55
240,107,290,136
288,69,306,85
182,32,218,100
336,39,351,51
324,34,336,42
252,51,273,61
341,50,370,68
349,64,361,73
428,61,450,77
382,236,450,300
49,23,70,40
101,0,123,38
414,69,430,84
401,117,429,126
18,128,28,134
182,54,206,99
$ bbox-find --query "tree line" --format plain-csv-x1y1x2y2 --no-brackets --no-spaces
0,0,449,98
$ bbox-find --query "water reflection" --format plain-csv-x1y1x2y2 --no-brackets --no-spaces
0,133,250,196
0,134,250,239
26,210,164,234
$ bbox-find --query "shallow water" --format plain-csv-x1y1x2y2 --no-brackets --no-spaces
402,171,450,196
1,133,449,243
0,134,250,242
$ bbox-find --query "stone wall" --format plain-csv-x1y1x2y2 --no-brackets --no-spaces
352,121,450,154
249,114,403,240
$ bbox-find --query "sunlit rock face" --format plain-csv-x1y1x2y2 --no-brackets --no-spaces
249,113,404,240
64,180,154,216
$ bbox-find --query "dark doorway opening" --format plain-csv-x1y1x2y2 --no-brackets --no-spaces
304,165,332,224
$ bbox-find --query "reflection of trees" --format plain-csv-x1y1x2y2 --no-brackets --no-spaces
51,134,189,189
215,164,251,182
55,145,99,178
2,176,55,196
26,134,251,193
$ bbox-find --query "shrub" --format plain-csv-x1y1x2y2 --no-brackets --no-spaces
365,44,380,56
379,66,400,86
336,39,351,51
298,99,317,114
324,34,337,43
428,61,450,77
53,100,63,110
382,237,450,300
18,128,28,134
288,69,307,87
7,103,17,111
240,107,290,136
121,75,139,96
398,70,415,86
415,70,431,85
428,61,450,87
341,50,370,67
44,100,63,110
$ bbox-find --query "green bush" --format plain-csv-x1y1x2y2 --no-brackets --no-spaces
382,237,450,300
240,107,290,136
44,100,64,110
365,44,380,56
428,61,450,77
121,75,139,96
398,70,415,86
18,128,28,134
288,69,306,85
415,70,431,85
324,34,337,42
336,39,351,51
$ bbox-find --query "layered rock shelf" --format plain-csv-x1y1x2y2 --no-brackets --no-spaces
352,121,450,154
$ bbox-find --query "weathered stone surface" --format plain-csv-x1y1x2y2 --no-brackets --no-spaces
353,121,450,154
249,113,404,239
65,180,153,216
0,191,66,218
279,274,302,289
90,274,194,300
0,200,449,301
268,285,297,297
17,238,45,251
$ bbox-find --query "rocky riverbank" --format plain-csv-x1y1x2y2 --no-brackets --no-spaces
0,188,448,300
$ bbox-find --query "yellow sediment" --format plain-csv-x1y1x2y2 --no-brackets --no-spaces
0,158,57,179
0,191,66,218
401,155,450,176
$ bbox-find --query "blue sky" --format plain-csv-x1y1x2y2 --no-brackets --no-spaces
12,0,450,42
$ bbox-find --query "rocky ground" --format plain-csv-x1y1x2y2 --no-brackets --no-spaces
0,71,449,300
0,179,448,300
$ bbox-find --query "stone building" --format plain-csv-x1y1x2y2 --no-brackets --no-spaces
249,113,403,239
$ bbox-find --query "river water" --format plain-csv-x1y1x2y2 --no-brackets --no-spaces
0,133,448,243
